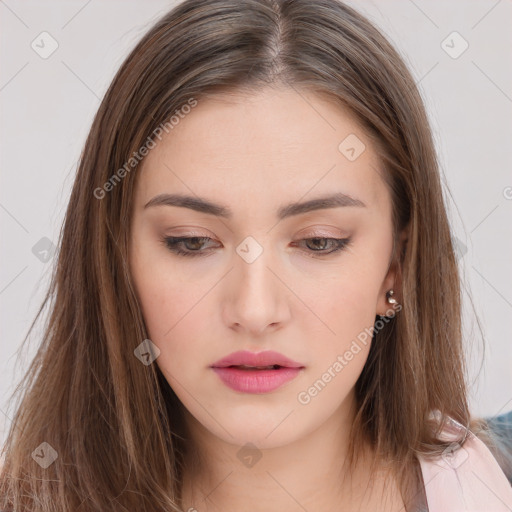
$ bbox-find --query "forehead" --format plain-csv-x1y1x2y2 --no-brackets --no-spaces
136,87,388,214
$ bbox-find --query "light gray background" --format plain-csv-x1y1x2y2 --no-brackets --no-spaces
1,0,511,448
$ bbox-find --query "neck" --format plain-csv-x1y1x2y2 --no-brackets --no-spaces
179,392,402,512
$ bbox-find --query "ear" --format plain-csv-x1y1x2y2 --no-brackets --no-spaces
376,227,408,317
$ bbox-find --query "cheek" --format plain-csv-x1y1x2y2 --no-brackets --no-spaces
129,245,213,381
132,269,201,348
134,278,209,395
296,268,379,346
289,266,381,399
130,225,191,333
293,282,377,412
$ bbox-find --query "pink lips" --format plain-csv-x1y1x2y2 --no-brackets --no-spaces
210,350,305,394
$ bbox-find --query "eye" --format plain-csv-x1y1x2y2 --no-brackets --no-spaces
291,237,352,257
160,235,352,258
160,236,218,258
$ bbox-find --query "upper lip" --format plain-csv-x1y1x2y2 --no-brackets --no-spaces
211,350,304,369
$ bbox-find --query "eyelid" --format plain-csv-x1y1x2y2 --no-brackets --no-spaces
165,232,346,244
298,228,348,239
161,234,353,259
164,228,216,238
300,230,341,237
165,224,347,237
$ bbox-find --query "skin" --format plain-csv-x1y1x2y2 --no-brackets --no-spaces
129,86,408,511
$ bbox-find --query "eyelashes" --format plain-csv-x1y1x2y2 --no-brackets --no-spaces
161,236,215,258
160,236,352,259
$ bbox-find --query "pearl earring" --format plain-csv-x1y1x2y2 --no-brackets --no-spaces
386,289,398,304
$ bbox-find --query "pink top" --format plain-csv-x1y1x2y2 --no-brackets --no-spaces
417,412,512,511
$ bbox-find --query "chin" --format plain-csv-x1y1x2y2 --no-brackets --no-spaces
191,403,314,450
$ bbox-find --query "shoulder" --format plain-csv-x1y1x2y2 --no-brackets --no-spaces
483,410,512,480
417,410,512,511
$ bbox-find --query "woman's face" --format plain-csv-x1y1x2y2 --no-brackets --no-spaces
129,86,400,449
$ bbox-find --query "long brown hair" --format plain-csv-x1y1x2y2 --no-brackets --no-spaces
0,0,494,509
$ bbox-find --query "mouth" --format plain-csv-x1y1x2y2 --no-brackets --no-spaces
211,350,304,370
210,351,305,393
223,364,285,370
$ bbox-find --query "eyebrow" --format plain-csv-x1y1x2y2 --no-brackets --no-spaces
143,192,366,220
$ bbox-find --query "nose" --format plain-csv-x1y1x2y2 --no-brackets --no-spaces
222,236,291,336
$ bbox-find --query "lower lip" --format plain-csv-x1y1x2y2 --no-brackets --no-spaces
211,367,303,393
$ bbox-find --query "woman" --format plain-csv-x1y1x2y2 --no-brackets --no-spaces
1,0,511,510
